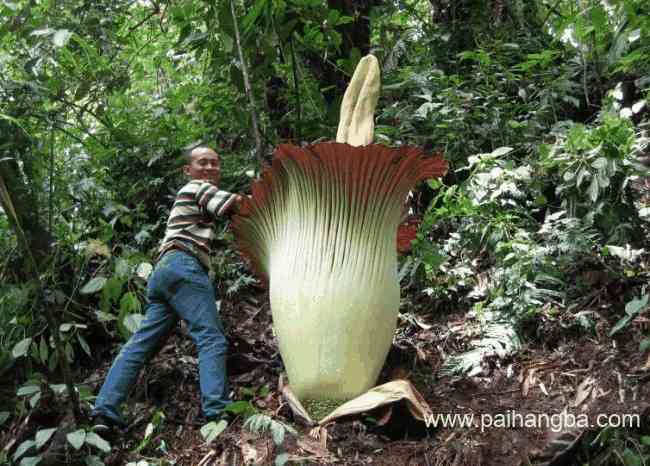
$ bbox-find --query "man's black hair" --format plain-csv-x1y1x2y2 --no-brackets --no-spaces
181,142,212,164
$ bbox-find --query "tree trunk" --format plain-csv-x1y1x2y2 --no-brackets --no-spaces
0,123,52,268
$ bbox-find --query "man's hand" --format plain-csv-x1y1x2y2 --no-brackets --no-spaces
222,194,246,215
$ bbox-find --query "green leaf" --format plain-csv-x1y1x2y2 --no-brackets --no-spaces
200,420,227,444
66,430,86,450
626,295,648,315
80,277,107,295
39,338,48,365
115,258,131,277
609,314,632,336
35,428,56,449
48,352,58,372
19,456,42,466
48,384,66,395
144,422,154,440
230,65,245,92
135,262,153,280
12,338,32,358
563,170,575,182
102,276,124,306
119,292,141,314
271,423,285,445
84,456,104,466
30,28,54,36
3,1,18,11
588,176,599,202
59,323,73,332
490,146,513,157
591,157,607,169
639,338,650,353
13,440,35,461
241,0,267,34
0,411,9,426
225,400,255,415
84,432,111,453
123,313,144,335
77,334,92,357
275,453,289,466
218,1,235,37
95,311,116,322
29,392,41,408
52,29,72,47
222,33,233,53
590,5,608,34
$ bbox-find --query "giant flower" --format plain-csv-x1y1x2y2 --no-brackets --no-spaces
232,56,447,404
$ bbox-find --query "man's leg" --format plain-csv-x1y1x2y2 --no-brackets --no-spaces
92,278,177,425
168,257,229,419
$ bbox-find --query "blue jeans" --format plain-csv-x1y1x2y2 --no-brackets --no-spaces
92,250,229,425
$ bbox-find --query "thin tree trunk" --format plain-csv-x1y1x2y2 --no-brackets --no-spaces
230,0,266,168
0,157,52,267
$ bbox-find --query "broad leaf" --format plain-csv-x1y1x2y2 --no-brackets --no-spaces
17,385,40,396
35,428,56,449
625,295,648,316
13,440,35,461
12,338,32,358
640,338,650,353
19,456,42,466
123,314,144,335
52,29,72,47
80,277,107,295
609,314,632,337
84,432,111,453
66,430,86,450
490,146,513,157
275,453,289,466
200,420,227,444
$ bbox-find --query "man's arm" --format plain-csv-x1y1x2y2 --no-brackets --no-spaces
195,182,238,218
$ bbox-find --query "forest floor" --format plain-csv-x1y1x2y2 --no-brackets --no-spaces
3,283,650,466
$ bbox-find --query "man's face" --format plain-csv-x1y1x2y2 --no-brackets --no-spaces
183,148,221,185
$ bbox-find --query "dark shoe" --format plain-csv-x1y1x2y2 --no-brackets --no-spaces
91,414,123,434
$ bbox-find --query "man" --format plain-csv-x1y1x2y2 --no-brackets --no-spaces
91,145,242,429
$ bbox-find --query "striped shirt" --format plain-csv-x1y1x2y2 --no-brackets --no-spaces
158,180,236,269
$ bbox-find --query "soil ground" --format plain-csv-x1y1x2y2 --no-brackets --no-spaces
2,285,650,466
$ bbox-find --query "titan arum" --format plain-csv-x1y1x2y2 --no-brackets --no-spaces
232,55,447,403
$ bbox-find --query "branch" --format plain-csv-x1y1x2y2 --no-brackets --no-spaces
541,0,565,28
49,94,113,130
123,3,160,39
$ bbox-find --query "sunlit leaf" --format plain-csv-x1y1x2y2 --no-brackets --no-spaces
35,428,56,449
80,277,107,295
84,432,111,453
200,420,227,444
66,430,86,450
12,338,32,359
53,29,72,47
